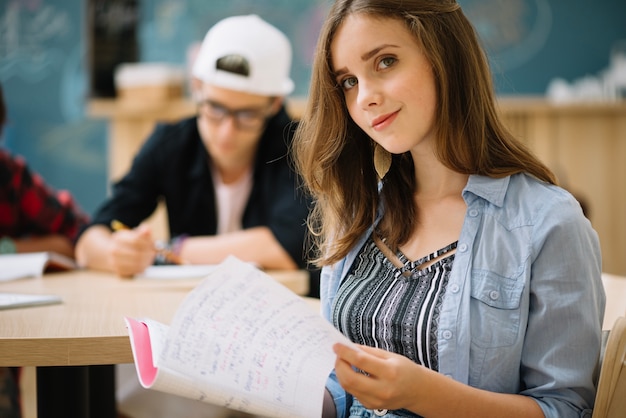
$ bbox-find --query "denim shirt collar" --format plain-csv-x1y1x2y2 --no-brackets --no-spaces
462,174,509,208
335,174,502,288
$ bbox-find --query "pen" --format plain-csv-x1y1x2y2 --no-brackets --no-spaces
110,220,187,265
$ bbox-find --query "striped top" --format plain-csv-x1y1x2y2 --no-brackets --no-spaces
332,236,457,371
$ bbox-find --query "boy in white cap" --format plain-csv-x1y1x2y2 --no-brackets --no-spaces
76,15,312,279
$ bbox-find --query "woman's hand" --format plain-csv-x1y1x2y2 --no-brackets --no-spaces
333,343,430,413
333,343,545,418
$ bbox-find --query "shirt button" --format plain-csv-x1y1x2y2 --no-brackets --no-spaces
374,409,388,416
442,330,453,340
489,290,500,300
450,284,460,293
458,243,468,252
469,209,479,217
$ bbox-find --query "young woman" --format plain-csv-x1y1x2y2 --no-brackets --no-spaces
292,1,605,417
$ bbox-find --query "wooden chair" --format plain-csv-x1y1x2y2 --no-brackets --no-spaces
593,316,626,417
601,273,626,330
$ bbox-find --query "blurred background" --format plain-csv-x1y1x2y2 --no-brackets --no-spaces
1,0,625,271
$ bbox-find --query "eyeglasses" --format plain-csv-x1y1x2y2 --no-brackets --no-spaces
197,99,272,130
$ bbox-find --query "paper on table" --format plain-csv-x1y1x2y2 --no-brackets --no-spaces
126,256,353,418
0,292,62,310
138,265,216,280
0,252,77,281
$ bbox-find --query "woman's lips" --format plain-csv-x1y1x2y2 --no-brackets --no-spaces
371,110,399,131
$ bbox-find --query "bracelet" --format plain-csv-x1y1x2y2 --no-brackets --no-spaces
153,240,170,265
170,234,188,256
154,235,188,265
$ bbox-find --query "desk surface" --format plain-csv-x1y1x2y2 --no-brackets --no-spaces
0,269,310,367
5,270,618,368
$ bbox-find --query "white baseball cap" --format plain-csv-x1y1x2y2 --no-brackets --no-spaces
192,15,294,96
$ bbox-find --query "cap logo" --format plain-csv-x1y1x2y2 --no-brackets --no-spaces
215,54,250,77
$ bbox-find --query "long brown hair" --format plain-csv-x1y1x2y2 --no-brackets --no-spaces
292,0,556,266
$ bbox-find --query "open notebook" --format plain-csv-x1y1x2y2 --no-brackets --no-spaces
0,252,77,281
125,256,353,418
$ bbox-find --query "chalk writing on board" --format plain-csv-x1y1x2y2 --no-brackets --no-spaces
0,3,71,82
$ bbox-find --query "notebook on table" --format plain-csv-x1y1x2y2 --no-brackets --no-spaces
0,252,77,282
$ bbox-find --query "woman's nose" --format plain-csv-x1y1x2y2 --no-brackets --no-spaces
356,79,382,109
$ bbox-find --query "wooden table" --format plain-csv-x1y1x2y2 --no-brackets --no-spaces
0,268,310,417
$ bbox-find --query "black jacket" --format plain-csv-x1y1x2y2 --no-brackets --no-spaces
82,106,311,268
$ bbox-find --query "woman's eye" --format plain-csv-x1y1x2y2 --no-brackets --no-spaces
379,56,397,69
341,77,358,90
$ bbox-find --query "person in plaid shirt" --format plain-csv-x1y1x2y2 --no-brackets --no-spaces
0,151,89,257
0,83,89,258
0,82,89,417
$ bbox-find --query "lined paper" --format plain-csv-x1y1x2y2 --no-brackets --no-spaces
126,256,352,418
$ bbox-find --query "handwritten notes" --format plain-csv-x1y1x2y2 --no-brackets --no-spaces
126,256,351,418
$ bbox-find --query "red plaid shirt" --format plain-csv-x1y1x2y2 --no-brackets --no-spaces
0,149,89,241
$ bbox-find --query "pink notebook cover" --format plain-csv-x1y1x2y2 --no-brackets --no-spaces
125,317,158,387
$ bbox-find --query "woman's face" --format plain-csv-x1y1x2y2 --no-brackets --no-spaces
330,14,438,157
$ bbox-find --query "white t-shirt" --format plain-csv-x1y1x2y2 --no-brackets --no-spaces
211,165,253,235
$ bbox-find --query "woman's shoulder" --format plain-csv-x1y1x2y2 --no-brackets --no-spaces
505,173,587,223
468,174,586,227
467,173,573,205
509,173,577,203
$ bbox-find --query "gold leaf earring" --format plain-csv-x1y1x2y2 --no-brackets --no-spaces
373,143,392,180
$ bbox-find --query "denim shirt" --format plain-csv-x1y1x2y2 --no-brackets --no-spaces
322,174,606,418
